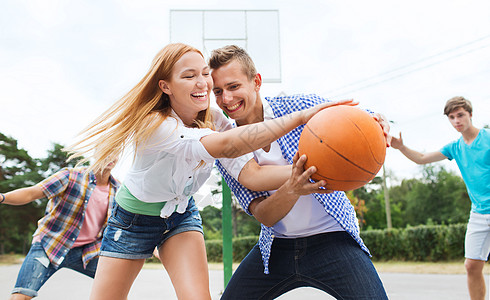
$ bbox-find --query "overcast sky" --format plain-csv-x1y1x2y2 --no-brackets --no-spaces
1,0,489,202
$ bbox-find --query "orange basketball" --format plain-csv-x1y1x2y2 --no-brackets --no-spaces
298,105,386,191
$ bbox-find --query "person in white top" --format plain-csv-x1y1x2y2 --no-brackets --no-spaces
66,43,353,300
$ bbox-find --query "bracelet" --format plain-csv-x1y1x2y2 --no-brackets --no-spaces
0,193,5,204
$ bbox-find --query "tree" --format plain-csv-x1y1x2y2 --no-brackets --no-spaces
201,206,223,240
209,167,260,238
0,135,85,254
423,165,470,224
0,132,45,254
39,143,86,177
234,209,260,237
361,165,469,229
0,133,43,190
346,190,367,230
388,165,470,228
406,165,468,225
353,177,388,230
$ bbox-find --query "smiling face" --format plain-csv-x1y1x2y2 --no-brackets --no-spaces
447,107,473,133
211,60,264,126
159,51,213,126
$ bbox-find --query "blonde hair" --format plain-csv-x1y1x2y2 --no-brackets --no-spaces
444,96,472,116
208,45,257,81
66,43,214,173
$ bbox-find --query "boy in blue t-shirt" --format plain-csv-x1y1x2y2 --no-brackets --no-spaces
391,96,489,300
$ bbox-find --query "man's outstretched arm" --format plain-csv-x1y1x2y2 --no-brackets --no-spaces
391,132,447,164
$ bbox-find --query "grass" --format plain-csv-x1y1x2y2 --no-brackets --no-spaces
0,254,24,265
373,261,468,274
2,254,488,275
144,260,478,275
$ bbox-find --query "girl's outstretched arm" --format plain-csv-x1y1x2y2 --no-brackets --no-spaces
201,100,357,158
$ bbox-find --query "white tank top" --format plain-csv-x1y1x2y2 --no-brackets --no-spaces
254,140,344,238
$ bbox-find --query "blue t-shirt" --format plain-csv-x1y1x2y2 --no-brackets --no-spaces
440,128,490,214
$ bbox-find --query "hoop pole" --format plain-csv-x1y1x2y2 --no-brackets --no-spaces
221,177,233,286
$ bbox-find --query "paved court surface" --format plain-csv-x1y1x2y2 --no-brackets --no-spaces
1,263,488,299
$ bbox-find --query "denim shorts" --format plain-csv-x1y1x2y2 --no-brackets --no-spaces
100,197,203,260
12,242,97,298
465,211,490,261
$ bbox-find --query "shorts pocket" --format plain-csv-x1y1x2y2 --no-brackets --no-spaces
108,204,136,230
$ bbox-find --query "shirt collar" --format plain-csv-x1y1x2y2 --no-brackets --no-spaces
262,99,274,121
170,109,184,125
87,169,120,188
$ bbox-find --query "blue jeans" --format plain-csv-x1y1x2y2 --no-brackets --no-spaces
12,242,98,298
221,231,388,300
100,197,203,260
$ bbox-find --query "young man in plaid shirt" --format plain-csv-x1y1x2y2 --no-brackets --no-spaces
210,45,390,299
1,160,119,299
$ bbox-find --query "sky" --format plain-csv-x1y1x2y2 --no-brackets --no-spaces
1,0,489,205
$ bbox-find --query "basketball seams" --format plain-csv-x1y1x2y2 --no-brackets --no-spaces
298,105,386,191
304,124,377,176
344,114,385,166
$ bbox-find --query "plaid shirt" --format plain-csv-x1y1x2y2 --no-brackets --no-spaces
216,94,370,274
33,167,119,268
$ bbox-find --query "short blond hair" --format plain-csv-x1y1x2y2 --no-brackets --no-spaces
208,45,257,81
444,96,472,116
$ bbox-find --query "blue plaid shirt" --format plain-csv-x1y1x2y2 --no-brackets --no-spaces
216,94,371,274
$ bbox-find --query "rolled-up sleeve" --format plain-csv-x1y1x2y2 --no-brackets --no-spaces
177,126,217,164
37,168,71,199
218,153,254,181
145,116,217,164
215,159,269,215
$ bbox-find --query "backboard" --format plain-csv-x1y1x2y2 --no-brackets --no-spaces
170,10,281,83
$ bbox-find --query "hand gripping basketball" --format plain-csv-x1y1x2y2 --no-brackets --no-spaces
298,105,386,191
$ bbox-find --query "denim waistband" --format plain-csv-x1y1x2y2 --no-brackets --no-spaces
272,231,348,248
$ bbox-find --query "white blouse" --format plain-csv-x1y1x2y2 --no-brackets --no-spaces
124,108,252,217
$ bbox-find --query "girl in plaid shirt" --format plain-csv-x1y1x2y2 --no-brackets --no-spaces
2,161,119,299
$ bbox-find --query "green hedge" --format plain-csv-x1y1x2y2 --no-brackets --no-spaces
205,224,467,263
361,223,466,261
206,236,258,263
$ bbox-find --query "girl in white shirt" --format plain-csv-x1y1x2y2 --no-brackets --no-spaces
67,43,351,300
